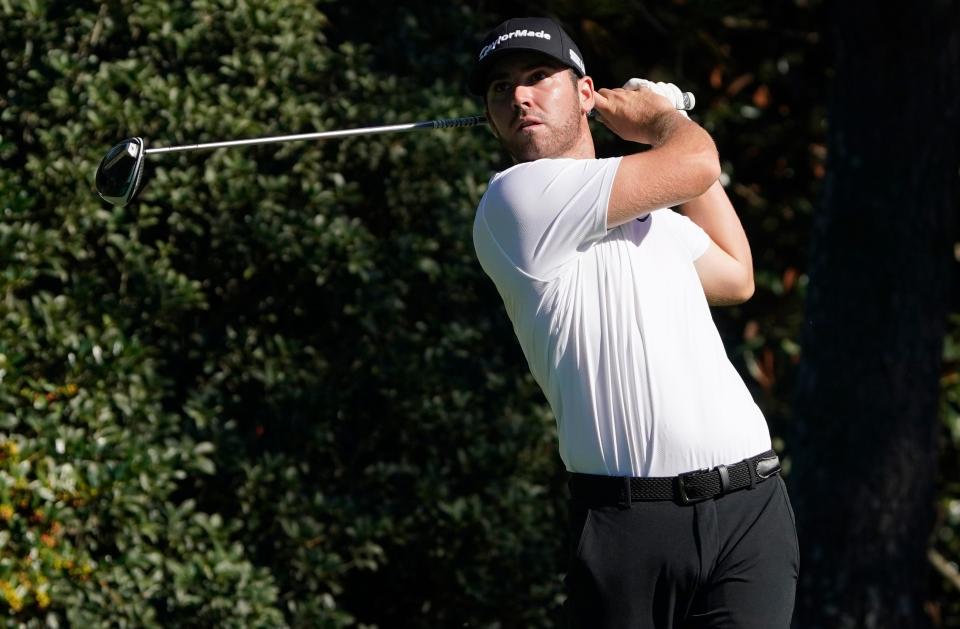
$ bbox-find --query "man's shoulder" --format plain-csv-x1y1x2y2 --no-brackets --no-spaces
645,208,710,257
480,159,558,210
649,207,702,231
486,157,619,196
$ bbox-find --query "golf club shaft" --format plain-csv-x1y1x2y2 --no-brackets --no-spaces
144,116,488,155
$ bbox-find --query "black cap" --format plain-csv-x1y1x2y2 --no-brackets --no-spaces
469,17,586,95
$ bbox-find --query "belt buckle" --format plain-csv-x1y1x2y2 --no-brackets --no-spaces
755,455,781,479
676,469,711,505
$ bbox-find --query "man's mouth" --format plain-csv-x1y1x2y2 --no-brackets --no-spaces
514,117,543,132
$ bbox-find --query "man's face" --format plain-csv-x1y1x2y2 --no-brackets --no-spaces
483,52,590,162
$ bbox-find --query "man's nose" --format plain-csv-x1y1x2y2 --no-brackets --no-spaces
511,82,534,107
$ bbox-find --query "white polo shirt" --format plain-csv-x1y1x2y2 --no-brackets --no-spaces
473,157,772,477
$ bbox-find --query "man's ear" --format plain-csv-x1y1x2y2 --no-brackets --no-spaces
578,75,595,115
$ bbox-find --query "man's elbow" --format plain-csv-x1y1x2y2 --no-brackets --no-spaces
709,272,754,306
735,276,755,303
730,271,755,304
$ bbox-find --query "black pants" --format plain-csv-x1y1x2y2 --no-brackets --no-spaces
564,473,799,628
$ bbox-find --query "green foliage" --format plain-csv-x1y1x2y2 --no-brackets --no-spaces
2,0,957,626
935,315,960,622
1,0,561,625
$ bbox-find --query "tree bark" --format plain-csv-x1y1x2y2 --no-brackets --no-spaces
790,1,960,627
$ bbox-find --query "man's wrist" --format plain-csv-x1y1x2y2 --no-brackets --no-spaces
648,109,689,146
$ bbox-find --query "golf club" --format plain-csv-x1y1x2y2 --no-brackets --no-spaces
95,91,695,207
95,115,487,207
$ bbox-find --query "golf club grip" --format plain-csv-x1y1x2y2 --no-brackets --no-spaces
680,91,695,111
429,116,488,129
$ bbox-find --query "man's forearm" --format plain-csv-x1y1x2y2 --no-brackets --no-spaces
605,115,719,227
679,179,752,267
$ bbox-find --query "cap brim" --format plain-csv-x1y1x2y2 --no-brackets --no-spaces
469,47,582,96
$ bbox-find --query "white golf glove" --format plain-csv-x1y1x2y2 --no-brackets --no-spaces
622,78,690,118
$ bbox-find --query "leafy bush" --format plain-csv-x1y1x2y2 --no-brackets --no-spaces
3,0,956,626
2,0,563,625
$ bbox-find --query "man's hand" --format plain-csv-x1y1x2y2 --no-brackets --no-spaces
622,79,690,119
592,86,679,145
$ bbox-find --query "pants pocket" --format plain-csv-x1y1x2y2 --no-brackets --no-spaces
776,476,800,573
568,506,595,560
564,507,601,627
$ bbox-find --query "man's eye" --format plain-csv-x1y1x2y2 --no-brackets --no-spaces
526,70,549,84
490,81,509,94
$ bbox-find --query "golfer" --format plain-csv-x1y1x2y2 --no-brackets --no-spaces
469,17,798,628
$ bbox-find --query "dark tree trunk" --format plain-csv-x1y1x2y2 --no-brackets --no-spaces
790,1,960,627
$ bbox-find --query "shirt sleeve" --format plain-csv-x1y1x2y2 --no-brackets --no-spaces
655,208,711,261
475,157,621,280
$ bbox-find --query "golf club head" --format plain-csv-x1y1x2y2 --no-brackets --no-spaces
95,137,145,206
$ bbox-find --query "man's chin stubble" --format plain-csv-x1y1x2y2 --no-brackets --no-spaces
509,139,545,163
508,131,573,162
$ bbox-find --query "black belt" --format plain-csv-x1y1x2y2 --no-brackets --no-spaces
569,450,781,506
